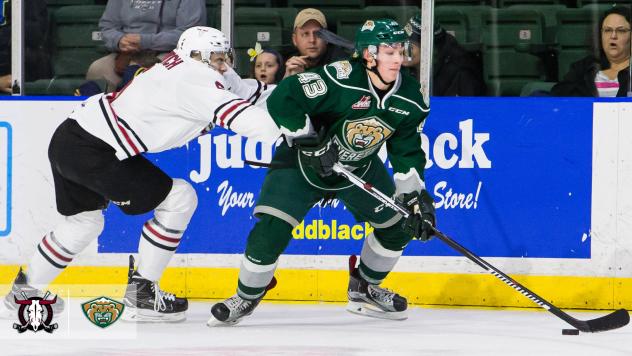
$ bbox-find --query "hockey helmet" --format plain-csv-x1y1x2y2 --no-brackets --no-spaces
353,19,409,59
176,26,232,67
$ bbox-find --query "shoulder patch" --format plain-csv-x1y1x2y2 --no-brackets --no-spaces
330,60,353,80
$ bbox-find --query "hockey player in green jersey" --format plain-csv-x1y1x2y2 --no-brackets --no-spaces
208,19,436,326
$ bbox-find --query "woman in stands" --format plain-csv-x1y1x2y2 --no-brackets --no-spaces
552,5,630,97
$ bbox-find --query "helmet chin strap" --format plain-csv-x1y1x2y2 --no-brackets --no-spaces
364,52,395,87
368,64,395,86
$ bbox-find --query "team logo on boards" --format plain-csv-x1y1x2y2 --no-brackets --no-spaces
344,117,393,150
12,291,59,333
351,95,371,110
81,296,125,328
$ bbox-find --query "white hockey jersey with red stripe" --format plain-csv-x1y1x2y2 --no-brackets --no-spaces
69,50,281,160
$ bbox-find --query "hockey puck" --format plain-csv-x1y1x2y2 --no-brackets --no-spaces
562,328,579,335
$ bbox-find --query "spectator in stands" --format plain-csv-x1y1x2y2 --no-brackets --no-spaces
403,14,486,96
552,6,630,97
248,44,285,85
0,0,51,94
86,0,206,92
284,8,348,77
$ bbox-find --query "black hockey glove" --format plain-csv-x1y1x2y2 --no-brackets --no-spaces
293,129,339,177
397,190,436,242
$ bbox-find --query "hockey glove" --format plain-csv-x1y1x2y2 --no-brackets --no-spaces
397,190,436,241
293,129,339,177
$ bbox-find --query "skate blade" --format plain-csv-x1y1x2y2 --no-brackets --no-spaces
121,307,186,323
346,301,408,321
206,313,242,327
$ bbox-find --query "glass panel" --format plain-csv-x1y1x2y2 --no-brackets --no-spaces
11,1,627,97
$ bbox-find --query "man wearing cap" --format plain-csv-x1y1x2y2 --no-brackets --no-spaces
403,13,486,96
284,8,349,77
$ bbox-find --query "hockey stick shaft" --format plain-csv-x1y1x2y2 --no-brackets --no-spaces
332,163,629,332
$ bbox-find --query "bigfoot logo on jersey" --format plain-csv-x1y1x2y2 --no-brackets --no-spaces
344,117,393,150
81,296,125,328
13,291,59,333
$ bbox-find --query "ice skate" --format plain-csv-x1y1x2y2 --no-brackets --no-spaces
207,276,277,326
346,255,408,320
0,268,65,319
121,256,188,323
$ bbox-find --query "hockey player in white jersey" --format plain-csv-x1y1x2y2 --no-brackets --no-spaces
2,26,281,323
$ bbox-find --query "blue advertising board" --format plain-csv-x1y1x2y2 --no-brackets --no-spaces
0,122,11,236
98,98,592,258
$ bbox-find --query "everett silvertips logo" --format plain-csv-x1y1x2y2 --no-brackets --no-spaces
13,291,59,333
81,296,125,328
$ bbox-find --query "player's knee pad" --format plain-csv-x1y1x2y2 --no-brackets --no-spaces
244,214,294,265
52,210,105,254
153,178,198,231
373,219,412,251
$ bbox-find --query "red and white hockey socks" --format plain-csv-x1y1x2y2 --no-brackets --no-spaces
137,179,197,281
27,210,104,288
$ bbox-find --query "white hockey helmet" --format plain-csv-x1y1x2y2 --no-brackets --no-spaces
176,26,232,66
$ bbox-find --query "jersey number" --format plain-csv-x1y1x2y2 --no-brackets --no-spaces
302,80,327,98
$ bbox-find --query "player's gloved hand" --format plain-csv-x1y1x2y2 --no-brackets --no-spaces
397,190,436,241
293,128,339,177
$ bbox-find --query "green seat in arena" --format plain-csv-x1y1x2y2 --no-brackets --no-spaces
495,0,562,6
434,6,469,44
236,0,272,6
24,78,106,96
234,8,284,48
505,5,566,44
287,0,365,9
482,8,549,96
326,9,393,43
53,49,103,77
555,7,603,79
435,0,486,6
362,6,419,30
53,5,105,49
520,80,555,96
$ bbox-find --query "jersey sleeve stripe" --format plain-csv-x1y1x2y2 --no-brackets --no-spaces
225,104,252,129
247,80,262,103
117,117,149,152
213,98,242,125
99,98,132,158
105,99,144,155
218,100,250,127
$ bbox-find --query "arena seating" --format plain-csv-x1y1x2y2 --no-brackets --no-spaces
21,0,611,96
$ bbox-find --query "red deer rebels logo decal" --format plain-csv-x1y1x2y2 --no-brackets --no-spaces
13,291,59,333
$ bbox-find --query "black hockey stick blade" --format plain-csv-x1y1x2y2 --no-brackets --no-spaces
572,308,629,333
316,28,355,50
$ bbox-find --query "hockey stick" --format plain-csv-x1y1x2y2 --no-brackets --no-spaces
316,29,355,51
331,162,630,333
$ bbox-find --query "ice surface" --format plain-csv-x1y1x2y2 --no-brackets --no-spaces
1,300,630,356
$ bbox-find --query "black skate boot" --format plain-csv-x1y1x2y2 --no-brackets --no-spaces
122,255,188,323
346,255,408,320
207,276,277,326
1,268,65,319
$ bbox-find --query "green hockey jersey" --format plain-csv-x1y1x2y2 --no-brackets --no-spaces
266,59,430,193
